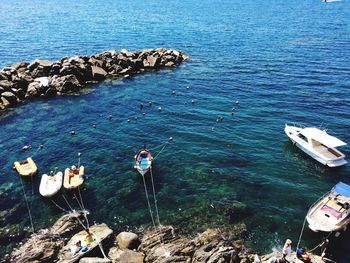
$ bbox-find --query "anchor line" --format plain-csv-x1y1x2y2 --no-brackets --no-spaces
62,194,89,230
296,217,307,249
153,142,169,160
150,167,161,226
19,176,35,234
141,174,157,230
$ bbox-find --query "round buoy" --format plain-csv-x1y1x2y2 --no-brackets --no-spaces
172,90,176,95
186,86,189,89
140,103,144,110
220,117,224,122
191,99,195,104
142,112,146,116
39,144,44,149
216,119,219,122
135,117,138,121
127,119,131,123
231,112,235,116
70,130,76,136
108,115,113,120
158,107,162,111
235,100,240,105
92,124,96,128
231,107,236,111
169,137,173,141
149,101,153,106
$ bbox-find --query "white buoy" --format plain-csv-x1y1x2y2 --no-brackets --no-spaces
235,100,240,104
158,107,162,111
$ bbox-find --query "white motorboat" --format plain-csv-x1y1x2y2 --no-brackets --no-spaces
39,171,63,197
285,124,347,167
306,182,350,232
134,148,153,176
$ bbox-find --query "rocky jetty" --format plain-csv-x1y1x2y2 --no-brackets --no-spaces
5,212,251,263
0,48,189,110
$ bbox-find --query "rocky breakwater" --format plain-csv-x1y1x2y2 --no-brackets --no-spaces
5,212,252,263
0,48,189,110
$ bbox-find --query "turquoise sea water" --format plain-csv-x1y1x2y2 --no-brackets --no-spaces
1,0,350,261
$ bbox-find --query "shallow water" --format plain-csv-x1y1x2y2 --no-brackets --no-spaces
1,0,350,261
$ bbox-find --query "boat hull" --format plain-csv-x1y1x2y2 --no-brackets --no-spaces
39,172,63,197
63,166,84,189
285,125,347,167
14,157,38,176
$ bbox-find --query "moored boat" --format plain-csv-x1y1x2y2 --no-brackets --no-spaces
285,124,347,167
39,171,63,197
63,165,85,189
134,148,153,176
14,157,38,176
306,182,350,232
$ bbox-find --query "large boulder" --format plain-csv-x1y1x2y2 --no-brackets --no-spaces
8,229,65,263
1,91,18,105
52,212,87,237
25,81,42,98
57,223,114,263
0,80,13,90
108,247,144,263
143,55,160,68
91,66,107,80
52,74,82,93
116,232,140,250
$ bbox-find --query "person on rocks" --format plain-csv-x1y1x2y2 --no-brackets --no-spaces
296,247,312,262
71,240,82,255
282,239,292,262
320,238,329,260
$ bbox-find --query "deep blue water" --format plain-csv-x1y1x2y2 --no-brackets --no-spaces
1,0,350,261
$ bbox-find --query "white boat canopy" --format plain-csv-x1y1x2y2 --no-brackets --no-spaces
300,128,347,148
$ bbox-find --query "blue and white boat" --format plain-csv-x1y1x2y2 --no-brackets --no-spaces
306,182,350,232
134,148,153,176
285,124,347,167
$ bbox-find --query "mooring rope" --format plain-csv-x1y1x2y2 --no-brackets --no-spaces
19,176,35,234
153,138,172,160
141,174,157,230
297,217,307,249
61,194,89,230
150,167,161,226
77,187,90,228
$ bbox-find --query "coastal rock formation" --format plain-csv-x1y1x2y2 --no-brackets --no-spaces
6,212,250,263
0,48,189,110
7,212,86,263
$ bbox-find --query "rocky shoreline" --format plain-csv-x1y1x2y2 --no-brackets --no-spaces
4,212,251,263
3,212,327,263
0,48,189,110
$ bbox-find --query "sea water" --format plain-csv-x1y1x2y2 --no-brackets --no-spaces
0,0,350,261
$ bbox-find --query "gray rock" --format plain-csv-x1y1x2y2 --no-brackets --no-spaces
0,80,13,90
58,223,114,263
8,229,65,263
25,81,42,98
1,91,18,104
79,257,111,263
116,232,140,250
52,212,86,236
52,74,82,93
11,62,29,70
108,247,144,263
143,55,160,68
91,66,107,80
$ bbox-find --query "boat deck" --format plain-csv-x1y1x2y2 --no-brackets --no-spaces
313,145,342,159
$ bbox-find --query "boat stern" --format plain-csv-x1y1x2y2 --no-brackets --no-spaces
326,158,348,167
